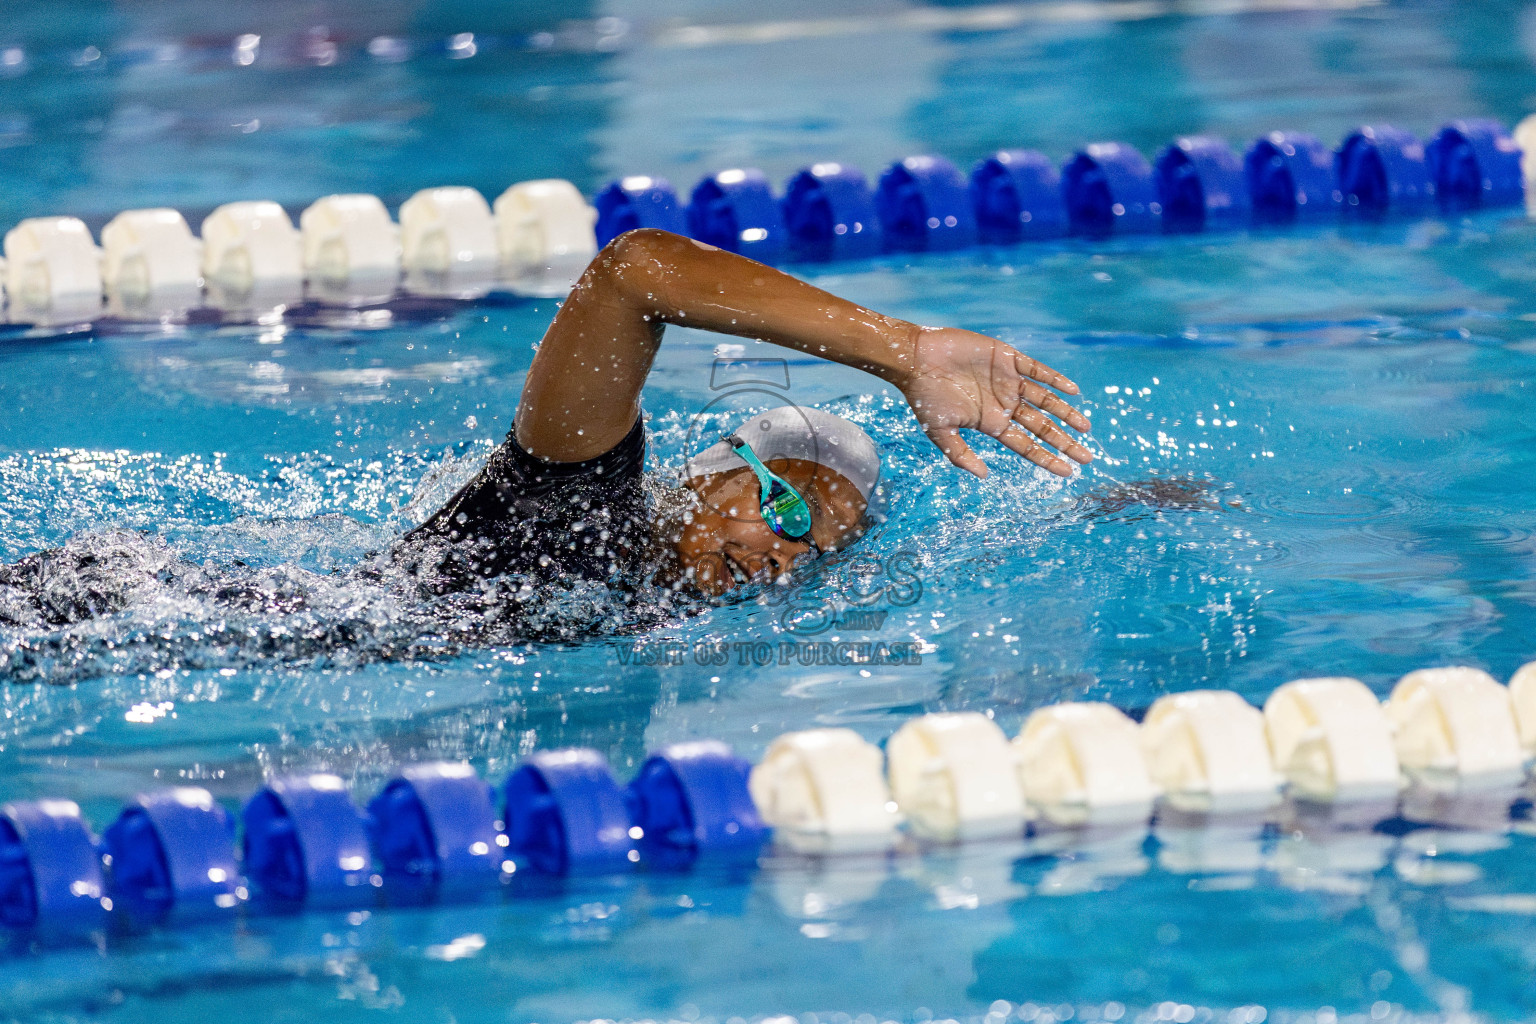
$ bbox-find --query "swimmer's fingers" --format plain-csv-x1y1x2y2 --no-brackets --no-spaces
995,424,1075,478
1019,380,1092,433
1012,402,1094,465
1012,350,1079,396
924,426,990,480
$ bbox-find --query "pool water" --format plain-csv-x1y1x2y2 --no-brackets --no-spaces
5,0,1536,1021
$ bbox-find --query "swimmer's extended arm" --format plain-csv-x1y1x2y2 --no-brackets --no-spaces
515,228,1093,478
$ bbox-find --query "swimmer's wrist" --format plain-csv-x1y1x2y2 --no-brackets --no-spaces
871,320,922,387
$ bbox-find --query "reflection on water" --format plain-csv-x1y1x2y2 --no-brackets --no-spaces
305,269,401,308
105,281,202,321
401,264,501,301
202,276,304,318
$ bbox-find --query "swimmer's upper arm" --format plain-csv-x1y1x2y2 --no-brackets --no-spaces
513,232,670,462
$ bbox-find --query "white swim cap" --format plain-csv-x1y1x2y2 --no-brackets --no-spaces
686,406,881,502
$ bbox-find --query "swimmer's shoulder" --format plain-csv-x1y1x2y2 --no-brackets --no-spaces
405,415,648,546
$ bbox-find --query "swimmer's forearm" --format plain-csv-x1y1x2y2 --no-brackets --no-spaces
617,229,919,385
517,228,917,461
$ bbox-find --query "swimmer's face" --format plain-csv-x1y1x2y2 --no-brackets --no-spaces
675,459,869,596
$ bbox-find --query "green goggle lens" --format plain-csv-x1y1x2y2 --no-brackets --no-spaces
726,435,815,541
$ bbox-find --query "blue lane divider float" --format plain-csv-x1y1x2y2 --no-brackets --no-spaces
687,168,787,263
969,149,1067,244
625,740,768,868
1061,142,1161,237
1244,131,1339,224
101,787,241,923
0,739,770,942
241,773,371,904
1426,118,1523,212
587,118,1522,264
875,155,977,252
1335,124,1433,217
502,748,636,875
366,762,504,890
593,175,687,249
0,800,106,933
1155,136,1249,233
780,162,883,262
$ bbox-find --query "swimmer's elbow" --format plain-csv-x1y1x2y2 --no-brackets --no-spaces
601,227,678,259
597,227,675,275
592,228,692,306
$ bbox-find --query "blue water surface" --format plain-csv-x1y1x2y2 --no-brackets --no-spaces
3,0,1536,1021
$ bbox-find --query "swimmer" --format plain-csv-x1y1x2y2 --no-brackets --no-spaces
398,228,1094,596
0,228,1095,680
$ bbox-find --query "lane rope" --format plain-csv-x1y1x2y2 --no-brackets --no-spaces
0,118,1526,327
3,661,1535,941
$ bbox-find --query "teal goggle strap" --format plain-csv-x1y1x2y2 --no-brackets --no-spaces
726,434,815,542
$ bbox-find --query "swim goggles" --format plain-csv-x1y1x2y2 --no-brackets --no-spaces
725,433,816,545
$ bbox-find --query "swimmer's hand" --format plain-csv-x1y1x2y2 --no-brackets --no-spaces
896,326,1094,479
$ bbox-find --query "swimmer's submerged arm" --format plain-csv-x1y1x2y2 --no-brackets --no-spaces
515,228,1093,477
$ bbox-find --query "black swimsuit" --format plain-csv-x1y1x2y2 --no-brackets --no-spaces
398,418,651,590
0,420,662,682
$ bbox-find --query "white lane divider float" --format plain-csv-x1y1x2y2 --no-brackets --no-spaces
761,665,1536,856
494,179,598,297
1011,702,1158,826
1384,666,1526,788
100,208,202,313
1141,690,1283,814
1515,115,1536,212
749,727,902,853
3,216,103,321
1264,676,1402,802
1506,660,1536,755
200,201,303,308
300,193,400,299
885,712,1027,842
0,177,604,321
399,186,500,296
